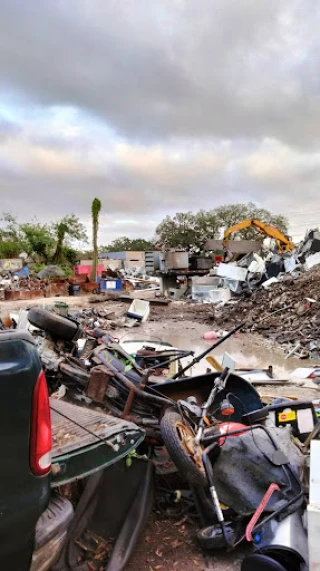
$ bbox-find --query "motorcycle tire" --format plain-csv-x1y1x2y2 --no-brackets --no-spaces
160,408,207,487
28,307,79,341
197,524,235,550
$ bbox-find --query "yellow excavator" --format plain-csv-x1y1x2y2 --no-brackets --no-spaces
223,219,294,253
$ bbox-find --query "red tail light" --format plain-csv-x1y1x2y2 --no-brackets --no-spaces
30,370,52,476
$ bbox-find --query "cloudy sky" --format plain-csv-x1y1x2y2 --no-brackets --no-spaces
0,0,319,244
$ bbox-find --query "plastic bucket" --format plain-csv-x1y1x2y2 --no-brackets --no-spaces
68,285,81,297
54,302,69,317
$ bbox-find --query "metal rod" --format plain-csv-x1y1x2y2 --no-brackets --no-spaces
171,322,245,379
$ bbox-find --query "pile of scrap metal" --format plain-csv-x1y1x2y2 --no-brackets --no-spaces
13,307,193,427
216,227,320,297
9,307,318,569
212,265,320,359
174,228,320,306
156,364,317,571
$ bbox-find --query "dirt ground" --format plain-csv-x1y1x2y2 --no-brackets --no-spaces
126,515,247,571
1,294,318,570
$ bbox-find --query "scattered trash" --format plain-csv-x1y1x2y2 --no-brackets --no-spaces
1,292,317,569
207,287,231,304
203,330,229,341
304,252,320,271
291,368,320,380
217,263,248,282
127,299,150,322
262,277,279,289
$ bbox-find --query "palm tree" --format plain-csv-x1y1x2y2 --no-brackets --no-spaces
91,198,102,281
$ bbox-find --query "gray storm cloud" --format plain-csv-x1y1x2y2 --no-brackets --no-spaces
1,0,319,144
0,0,320,241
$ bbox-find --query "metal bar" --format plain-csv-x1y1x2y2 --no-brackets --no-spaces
122,387,137,419
172,322,245,379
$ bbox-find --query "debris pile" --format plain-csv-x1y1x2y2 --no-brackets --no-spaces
2,298,316,567
213,265,320,358
0,261,159,301
217,227,320,297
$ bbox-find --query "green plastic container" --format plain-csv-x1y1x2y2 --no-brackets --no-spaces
54,301,68,317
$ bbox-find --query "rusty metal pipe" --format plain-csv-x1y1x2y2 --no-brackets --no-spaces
102,402,159,426
95,351,173,407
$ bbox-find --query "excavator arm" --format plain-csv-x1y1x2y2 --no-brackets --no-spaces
223,219,294,253
223,219,254,240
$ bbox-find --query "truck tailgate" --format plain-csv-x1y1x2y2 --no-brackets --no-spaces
50,399,145,487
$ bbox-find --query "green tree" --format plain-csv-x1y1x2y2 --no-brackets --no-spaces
52,215,88,263
0,213,23,258
20,222,54,262
0,240,21,259
76,249,93,260
155,212,199,249
193,210,219,245
155,204,289,248
214,203,288,240
91,198,102,281
100,237,154,252
62,246,78,265
0,213,21,241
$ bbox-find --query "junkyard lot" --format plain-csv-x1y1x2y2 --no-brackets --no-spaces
1,295,317,570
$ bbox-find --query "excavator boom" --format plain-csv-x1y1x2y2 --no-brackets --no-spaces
223,219,294,253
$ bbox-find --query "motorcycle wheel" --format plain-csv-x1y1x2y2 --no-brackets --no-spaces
160,408,206,486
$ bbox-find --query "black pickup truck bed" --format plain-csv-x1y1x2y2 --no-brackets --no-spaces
50,399,144,486
0,329,146,571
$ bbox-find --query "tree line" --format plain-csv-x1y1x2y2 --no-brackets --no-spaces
0,203,288,263
0,213,87,264
101,203,288,252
